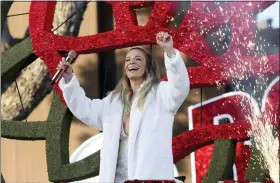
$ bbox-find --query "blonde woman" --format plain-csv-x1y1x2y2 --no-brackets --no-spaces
57,32,190,183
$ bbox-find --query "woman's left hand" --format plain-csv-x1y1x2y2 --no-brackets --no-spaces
156,31,175,56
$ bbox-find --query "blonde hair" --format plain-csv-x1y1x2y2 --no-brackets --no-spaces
110,47,160,114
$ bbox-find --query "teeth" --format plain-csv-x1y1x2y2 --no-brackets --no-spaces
128,67,138,71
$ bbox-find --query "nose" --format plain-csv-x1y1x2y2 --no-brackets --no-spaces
131,59,135,64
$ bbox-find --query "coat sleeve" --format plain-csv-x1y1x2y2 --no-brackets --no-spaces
58,74,106,131
159,49,190,114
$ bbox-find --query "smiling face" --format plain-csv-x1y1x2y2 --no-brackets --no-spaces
125,49,147,81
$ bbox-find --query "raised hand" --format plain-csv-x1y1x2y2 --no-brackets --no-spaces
156,31,175,56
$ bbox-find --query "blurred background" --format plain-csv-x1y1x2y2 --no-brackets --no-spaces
1,1,279,182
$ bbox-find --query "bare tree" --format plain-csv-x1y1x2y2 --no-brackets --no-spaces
1,2,87,120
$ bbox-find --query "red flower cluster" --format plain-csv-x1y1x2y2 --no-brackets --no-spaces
172,121,250,163
29,1,279,103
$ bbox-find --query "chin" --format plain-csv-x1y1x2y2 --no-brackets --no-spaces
128,75,142,80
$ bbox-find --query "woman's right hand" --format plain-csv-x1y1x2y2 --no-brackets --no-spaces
57,57,73,83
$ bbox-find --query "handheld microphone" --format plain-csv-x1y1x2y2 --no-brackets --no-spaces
50,51,77,86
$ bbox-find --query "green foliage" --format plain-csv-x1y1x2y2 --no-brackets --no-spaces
1,120,47,140
45,94,100,182
1,3,100,179
245,146,271,182
202,139,236,183
1,93,101,182
1,37,38,89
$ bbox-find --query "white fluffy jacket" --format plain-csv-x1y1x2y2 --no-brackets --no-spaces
59,49,190,182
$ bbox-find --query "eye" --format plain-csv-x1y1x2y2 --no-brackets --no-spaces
136,58,141,60
125,59,130,62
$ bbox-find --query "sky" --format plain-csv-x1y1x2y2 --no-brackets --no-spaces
256,2,279,28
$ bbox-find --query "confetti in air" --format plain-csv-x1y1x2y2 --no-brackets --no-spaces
202,2,280,182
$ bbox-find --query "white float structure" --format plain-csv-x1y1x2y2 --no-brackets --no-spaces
70,133,179,182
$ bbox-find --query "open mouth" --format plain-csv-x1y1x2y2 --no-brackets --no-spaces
128,66,139,72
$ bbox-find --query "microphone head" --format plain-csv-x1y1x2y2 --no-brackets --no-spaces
68,51,77,60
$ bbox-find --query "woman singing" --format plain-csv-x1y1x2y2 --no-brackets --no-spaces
58,32,190,182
